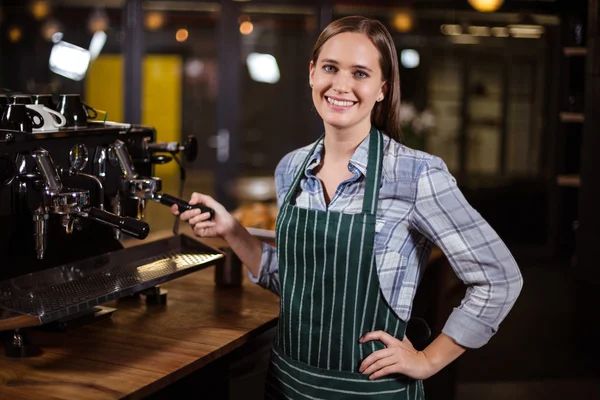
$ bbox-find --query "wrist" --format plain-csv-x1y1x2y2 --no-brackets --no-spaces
222,218,245,242
418,350,440,379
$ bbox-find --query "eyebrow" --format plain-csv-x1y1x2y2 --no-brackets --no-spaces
320,58,374,72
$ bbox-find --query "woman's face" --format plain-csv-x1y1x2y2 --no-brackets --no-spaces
310,32,386,133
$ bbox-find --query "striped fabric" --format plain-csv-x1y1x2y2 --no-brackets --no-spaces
251,131,523,349
265,129,424,399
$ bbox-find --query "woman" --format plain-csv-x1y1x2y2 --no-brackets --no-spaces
173,16,523,399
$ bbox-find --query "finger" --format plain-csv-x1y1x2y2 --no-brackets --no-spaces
360,330,400,348
359,348,394,373
180,207,204,222
361,355,397,376
193,223,216,236
188,212,213,226
170,204,180,216
369,365,397,381
189,192,217,208
193,221,216,231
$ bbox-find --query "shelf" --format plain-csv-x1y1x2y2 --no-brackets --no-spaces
563,47,588,56
557,174,581,188
559,112,585,123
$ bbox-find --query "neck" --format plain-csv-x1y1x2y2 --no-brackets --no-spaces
322,119,371,161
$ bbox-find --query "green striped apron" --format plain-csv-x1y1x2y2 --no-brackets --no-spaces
265,128,425,399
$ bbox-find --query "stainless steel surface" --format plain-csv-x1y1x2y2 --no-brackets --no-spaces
127,177,162,199
0,235,225,324
16,153,27,193
33,210,48,260
32,148,62,195
69,170,105,210
93,146,107,180
69,143,89,170
50,189,90,215
113,139,138,180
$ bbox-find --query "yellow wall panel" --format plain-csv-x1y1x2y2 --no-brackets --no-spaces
85,54,182,177
142,55,182,177
85,55,123,123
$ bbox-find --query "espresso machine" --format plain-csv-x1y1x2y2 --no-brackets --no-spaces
0,94,224,357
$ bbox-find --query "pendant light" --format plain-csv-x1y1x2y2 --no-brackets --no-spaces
468,0,504,13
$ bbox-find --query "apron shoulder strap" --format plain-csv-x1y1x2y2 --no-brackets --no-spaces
362,128,384,215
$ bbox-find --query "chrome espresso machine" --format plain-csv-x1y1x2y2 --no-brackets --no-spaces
0,93,224,357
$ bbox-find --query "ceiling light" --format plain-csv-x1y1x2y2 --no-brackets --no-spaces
491,27,509,37
145,11,165,31
8,26,22,43
468,26,491,36
468,0,504,13
247,53,280,84
392,11,414,33
240,21,254,35
508,24,544,38
441,24,462,36
400,49,420,68
30,0,50,21
176,28,189,42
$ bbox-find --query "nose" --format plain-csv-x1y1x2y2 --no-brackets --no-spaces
332,72,352,94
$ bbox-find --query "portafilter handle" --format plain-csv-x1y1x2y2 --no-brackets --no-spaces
85,207,150,239
155,193,214,220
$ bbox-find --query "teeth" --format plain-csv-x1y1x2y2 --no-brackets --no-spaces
327,97,354,107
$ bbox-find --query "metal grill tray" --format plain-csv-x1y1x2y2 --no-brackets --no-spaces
0,234,224,325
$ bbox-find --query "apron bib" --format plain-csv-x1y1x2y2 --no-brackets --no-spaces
265,128,425,399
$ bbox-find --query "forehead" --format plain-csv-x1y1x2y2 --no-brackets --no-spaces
318,32,380,68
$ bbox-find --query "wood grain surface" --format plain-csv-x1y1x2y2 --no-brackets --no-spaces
0,231,280,400
0,226,445,400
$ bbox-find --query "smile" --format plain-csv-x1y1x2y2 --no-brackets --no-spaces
325,96,357,109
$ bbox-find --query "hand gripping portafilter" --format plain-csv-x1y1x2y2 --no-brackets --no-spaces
31,148,149,259
112,139,214,220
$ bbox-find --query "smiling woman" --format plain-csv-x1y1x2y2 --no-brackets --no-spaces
309,18,402,143
309,32,383,134
174,15,523,400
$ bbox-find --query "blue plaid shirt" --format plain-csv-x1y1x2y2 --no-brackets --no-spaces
249,133,523,349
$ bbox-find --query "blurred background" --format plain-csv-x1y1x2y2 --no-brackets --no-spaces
1,0,599,399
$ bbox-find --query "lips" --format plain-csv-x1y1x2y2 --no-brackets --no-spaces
325,96,357,109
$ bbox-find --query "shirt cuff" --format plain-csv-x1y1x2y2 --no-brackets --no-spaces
441,307,498,349
247,242,278,288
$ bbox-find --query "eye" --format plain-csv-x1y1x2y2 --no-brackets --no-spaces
323,65,337,73
354,71,369,79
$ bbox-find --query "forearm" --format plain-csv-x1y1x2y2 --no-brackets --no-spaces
421,333,466,377
222,222,265,278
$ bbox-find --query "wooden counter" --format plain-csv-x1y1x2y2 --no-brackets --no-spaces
0,233,280,400
0,223,448,400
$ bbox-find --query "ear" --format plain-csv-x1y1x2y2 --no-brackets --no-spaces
309,60,315,87
379,81,388,100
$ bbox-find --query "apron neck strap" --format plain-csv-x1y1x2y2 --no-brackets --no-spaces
362,126,384,215
283,127,384,215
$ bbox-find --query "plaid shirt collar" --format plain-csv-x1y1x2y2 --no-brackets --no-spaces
304,133,373,179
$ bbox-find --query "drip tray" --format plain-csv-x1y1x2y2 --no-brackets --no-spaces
0,234,224,326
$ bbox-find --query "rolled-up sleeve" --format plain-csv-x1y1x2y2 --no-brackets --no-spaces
246,150,302,296
247,242,281,295
410,156,523,348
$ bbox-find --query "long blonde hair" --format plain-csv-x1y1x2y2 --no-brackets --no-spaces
311,16,402,142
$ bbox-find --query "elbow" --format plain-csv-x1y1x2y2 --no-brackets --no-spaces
505,262,524,306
